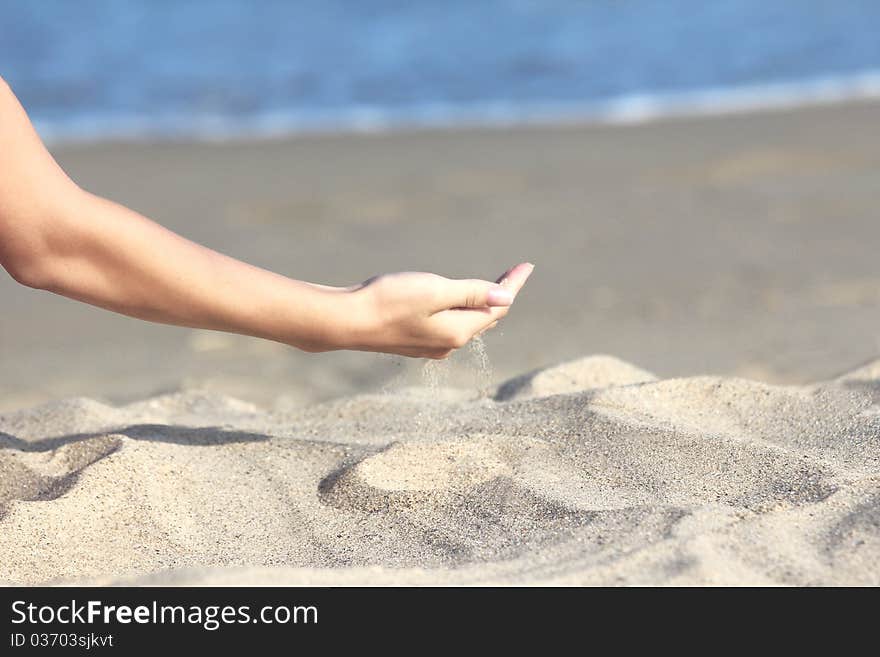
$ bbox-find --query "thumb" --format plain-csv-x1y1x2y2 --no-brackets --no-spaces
436,279,514,311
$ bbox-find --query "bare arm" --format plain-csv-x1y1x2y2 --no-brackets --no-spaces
0,77,531,358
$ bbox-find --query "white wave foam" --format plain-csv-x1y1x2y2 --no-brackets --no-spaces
36,69,880,144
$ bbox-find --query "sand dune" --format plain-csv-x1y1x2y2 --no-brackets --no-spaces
1,354,877,586
495,354,657,400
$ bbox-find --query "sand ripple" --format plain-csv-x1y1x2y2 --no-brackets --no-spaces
0,355,877,585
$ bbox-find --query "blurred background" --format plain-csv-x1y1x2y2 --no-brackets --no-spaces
1,0,879,411
5,1,880,139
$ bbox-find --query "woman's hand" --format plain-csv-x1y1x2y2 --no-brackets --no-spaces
341,263,534,358
0,77,533,360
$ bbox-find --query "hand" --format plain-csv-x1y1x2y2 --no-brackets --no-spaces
344,262,534,358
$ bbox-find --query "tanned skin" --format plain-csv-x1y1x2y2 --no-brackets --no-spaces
0,76,532,359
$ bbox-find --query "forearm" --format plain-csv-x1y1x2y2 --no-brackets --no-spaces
35,189,359,351
0,76,357,351
0,76,529,359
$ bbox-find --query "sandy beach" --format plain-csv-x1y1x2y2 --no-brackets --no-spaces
1,101,879,585
1,354,878,585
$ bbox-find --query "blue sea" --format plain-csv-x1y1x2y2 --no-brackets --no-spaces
2,0,880,141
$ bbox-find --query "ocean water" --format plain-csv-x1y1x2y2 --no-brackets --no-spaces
2,0,880,141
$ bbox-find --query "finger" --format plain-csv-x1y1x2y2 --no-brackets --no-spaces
431,305,505,345
494,264,519,285
431,262,532,341
495,262,534,296
432,278,514,312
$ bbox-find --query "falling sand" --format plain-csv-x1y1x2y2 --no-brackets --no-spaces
0,353,878,585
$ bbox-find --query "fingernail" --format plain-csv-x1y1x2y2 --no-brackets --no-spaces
488,287,514,306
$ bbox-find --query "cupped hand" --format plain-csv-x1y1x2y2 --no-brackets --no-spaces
347,262,533,358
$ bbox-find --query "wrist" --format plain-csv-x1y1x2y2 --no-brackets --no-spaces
329,286,377,352
278,285,376,353
266,281,378,353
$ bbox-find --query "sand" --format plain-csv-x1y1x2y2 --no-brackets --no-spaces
1,101,879,585
3,99,880,412
1,354,877,586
